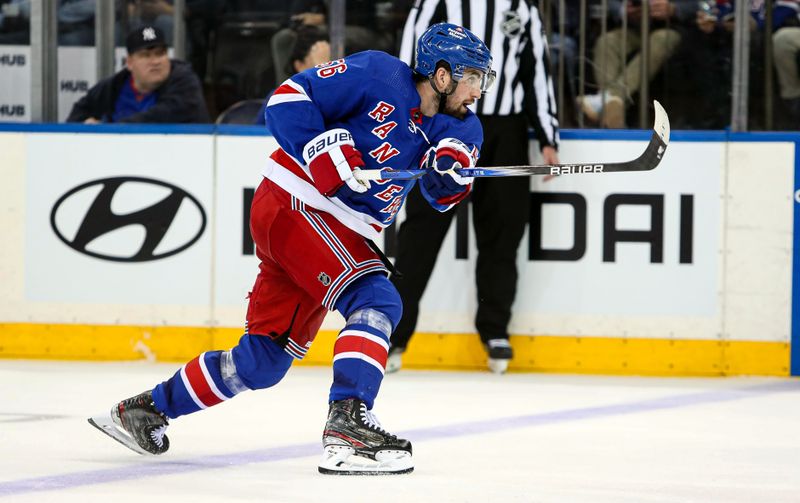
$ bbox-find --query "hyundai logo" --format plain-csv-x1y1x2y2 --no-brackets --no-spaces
50,177,206,262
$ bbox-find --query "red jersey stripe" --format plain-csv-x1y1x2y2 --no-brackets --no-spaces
273,83,303,95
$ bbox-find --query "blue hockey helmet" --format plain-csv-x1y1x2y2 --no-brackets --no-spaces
415,22,496,93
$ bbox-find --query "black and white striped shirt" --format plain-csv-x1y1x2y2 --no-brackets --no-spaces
399,0,559,149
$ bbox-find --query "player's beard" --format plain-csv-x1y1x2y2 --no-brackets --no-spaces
441,94,468,119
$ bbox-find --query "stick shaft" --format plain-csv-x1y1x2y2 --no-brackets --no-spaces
355,100,670,182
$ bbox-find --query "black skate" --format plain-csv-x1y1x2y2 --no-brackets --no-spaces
318,398,413,475
486,338,513,374
88,390,170,455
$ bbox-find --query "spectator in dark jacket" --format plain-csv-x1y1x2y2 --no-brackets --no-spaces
67,24,209,123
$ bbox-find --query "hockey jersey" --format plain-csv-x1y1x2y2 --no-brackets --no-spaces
263,50,483,240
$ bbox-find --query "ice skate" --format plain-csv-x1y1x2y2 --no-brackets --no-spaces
385,347,404,374
88,390,170,455
486,338,513,374
318,398,413,475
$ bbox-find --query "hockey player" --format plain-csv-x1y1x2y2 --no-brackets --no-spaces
88,22,495,475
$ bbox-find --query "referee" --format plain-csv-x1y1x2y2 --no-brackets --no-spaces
388,0,560,374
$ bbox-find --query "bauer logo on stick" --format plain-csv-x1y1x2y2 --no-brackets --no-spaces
550,164,604,175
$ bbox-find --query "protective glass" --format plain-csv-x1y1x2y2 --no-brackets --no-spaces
460,69,497,93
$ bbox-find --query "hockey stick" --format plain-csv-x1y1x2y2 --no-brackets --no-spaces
355,100,670,181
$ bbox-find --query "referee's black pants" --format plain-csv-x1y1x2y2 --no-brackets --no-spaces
390,113,530,350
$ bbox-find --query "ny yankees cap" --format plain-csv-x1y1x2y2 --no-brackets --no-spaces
126,25,167,54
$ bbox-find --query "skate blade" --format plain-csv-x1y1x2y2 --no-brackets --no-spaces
488,358,509,374
318,445,413,475
87,414,151,456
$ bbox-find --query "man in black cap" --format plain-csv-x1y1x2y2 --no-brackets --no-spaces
67,24,209,123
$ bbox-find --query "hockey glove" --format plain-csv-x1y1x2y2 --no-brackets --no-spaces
303,128,370,196
419,138,476,209
430,138,476,186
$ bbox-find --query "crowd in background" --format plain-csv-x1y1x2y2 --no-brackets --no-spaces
1,0,799,130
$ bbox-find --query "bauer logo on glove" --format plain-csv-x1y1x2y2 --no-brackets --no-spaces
303,128,370,196
304,130,353,160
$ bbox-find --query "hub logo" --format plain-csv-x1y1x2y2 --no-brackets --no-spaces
50,177,206,262
0,104,25,117
0,54,25,66
60,80,89,93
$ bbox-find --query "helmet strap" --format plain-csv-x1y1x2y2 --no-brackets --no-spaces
429,77,457,114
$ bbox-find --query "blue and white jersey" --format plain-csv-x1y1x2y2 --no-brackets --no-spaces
263,50,483,240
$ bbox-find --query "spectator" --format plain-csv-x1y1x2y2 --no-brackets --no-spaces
183,0,226,82
288,0,326,29
251,25,330,125
124,0,175,42
57,0,95,46
576,0,695,128
0,0,29,44
272,22,330,86
0,0,99,45
686,0,760,128
270,0,391,74
67,24,209,123
285,25,330,74
772,1,800,125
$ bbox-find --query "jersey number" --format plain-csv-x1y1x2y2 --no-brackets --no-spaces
316,59,347,79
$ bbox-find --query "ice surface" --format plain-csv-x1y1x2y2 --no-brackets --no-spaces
1,360,799,503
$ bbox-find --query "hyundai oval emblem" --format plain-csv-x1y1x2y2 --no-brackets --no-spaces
50,177,207,262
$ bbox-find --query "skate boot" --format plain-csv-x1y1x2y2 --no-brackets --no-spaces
486,338,513,374
88,390,170,455
318,398,413,475
385,347,404,374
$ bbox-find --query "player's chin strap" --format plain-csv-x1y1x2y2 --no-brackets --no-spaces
429,77,457,114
